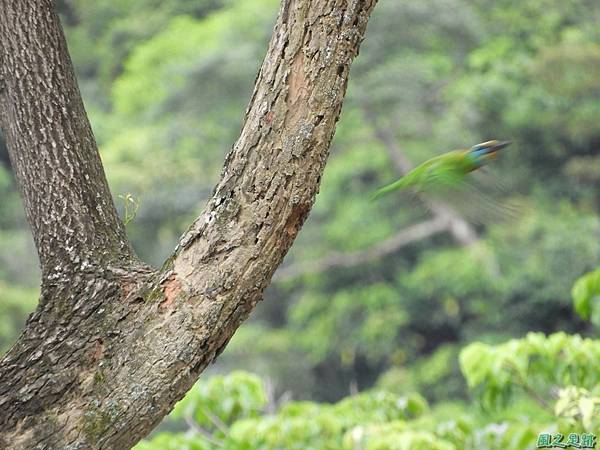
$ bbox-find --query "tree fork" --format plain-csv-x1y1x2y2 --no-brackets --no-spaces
0,0,379,448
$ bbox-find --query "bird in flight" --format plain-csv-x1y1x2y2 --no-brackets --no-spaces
372,140,514,222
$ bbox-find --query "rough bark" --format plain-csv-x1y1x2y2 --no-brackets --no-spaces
0,0,137,282
0,0,378,448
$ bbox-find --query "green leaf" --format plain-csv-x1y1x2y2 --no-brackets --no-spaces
572,268,600,320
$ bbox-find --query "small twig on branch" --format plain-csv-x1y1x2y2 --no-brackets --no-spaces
504,363,553,411
263,377,293,414
184,415,225,447
201,407,230,435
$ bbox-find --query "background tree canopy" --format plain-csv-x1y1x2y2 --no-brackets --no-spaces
1,0,600,448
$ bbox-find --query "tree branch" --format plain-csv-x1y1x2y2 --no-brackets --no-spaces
184,415,225,447
0,0,137,283
0,0,379,448
275,217,450,280
201,407,229,435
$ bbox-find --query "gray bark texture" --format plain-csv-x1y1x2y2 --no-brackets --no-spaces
0,0,378,448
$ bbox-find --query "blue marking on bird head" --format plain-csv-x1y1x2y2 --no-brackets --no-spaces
468,140,511,166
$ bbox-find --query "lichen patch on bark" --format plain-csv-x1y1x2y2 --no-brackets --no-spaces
159,273,183,309
287,53,308,106
92,340,104,361
285,202,311,238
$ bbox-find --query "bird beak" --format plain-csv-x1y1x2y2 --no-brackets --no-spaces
489,141,511,153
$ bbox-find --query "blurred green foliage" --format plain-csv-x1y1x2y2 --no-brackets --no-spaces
0,282,38,353
172,371,267,433
460,332,600,409
572,268,600,326
2,0,600,447
134,335,600,450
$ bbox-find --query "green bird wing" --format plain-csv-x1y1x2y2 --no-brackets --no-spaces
372,150,473,200
415,151,474,191
372,147,520,224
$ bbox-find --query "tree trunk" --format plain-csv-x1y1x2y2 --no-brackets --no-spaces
0,0,378,448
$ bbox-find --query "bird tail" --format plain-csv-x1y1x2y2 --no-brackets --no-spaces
371,177,410,201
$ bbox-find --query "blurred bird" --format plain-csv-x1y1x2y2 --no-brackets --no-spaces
372,140,514,222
